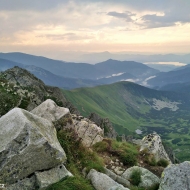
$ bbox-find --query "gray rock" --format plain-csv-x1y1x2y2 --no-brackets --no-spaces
89,113,117,139
87,169,129,190
31,99,70,123
7,164,72,190
35,164,73,190
0,108,66,184
122,166,160,188
159,161,190,190
140,133,172,164
7,176,36,190
71,115,104,147
104,168,130,187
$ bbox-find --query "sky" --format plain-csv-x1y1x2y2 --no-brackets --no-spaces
1,0,190,60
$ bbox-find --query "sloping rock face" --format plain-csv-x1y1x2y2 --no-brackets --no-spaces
140,133,172,164
159,161,190,190
87,169,130,190
31,99,70,123
0,108,66,185
89,113,117,139
72,114,104,147
0,66,79,115
122,166,160,189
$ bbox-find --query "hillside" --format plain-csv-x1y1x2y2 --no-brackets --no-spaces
0,66,79,116
63,82,190,161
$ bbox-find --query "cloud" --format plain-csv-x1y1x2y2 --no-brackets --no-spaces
0,0,67,11
37,33,93,41
0,0,190,57
107,11,135,22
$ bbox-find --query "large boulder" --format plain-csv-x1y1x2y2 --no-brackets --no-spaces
35,164,73,190
31,99,70,123
159,161,190,190
7,164,72,190
87,169,130,190
122,166,160,189
72,114,104,147
0,108,66,185
140,133,172,164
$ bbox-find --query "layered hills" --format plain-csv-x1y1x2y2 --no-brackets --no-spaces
0,52,159,86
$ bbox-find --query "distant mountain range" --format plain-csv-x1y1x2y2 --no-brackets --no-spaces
147,64,190,92
0,52,159,88
0,58,102,89
1,52,190,92
79,51,190,64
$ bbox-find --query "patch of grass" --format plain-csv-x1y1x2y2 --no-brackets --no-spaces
93,139,138,167
58,129,104,174
93,141,109,153
130,169,142,186
157,159,169,167
111,140,138,166
46,176,94,190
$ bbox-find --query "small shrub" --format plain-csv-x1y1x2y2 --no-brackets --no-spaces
149,157,157,166
119,152,137,166
93,141,109,153
130,169,142,186
111,140,138,166
157,159,169,167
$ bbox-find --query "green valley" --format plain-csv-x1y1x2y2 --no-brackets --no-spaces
63,82,190,161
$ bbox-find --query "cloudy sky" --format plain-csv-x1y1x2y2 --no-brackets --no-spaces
1,0,190,59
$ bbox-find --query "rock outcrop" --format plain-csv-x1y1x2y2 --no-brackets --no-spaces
31,99,70,123
140,133,172,164
104,168,130,188
0,107,67,188
89,113,117,139
122,166,160,189
159,161,190,190
0,66,79,116
72,114,104,147
7,164,72,190
31,100,104,148
87,169,130,190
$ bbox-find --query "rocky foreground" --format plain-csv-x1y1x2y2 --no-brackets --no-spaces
0,99,189,190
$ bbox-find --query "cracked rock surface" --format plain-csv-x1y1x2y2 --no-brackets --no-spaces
0,108,66,184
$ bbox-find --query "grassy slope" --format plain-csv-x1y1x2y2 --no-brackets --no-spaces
63,82,190,161
63,82,143,132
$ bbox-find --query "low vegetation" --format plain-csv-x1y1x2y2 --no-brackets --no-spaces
130,169,142,186
47,128,104,190
93,139,139,166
